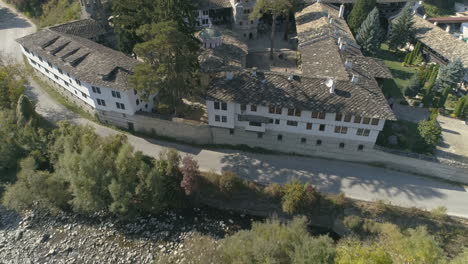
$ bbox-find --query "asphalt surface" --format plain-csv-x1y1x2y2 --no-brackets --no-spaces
1,1,468,218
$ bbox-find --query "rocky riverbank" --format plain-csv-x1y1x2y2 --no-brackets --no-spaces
0,205,259,264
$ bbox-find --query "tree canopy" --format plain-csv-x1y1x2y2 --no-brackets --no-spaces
356,7,383,55
348,0,377,33
388,4,415,50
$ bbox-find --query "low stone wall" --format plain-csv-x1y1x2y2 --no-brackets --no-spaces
98,111,213,145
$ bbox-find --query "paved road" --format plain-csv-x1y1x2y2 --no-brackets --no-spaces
1,2,468,218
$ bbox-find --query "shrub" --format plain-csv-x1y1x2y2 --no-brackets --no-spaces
343,215,363,231
367,199,389,216
430,206,447,220
327,192,347,207
418,119,442,148
180,155,200,195
218,171,239,194
263,182,283,199
281,179,317,215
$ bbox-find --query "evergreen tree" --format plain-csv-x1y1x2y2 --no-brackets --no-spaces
453,96,467,118
435,59,465,91
439,85,451,108
348,0,377,33
388,4,415,50
130,21,200,115
418,119,442,148
356,8,383,55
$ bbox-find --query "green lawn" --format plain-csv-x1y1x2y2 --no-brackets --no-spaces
375,44,419,98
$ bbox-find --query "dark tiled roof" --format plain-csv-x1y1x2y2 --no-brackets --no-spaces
207,72,396,120
346,56,393,79
49,19,107,39
295,3,361,80
413,15,468,68
198,28,248,73
17,29,138,91
192,0,231,10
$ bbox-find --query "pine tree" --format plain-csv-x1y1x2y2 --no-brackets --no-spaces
439,85,451,108
388,4,415,50
453,96,467,118
348,0,377,33
356,8,383,55
435,59,465,91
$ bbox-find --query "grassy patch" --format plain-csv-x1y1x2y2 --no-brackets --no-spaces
376,44,419,98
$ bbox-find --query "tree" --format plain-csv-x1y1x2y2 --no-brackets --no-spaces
418,119,442,147
348,0,377,33
112,0,197,54
435,59,465,92
282,0,304,40
335,238,392,264
180,155,200,195
220,217,336,263
251,0,292,60
453,96,467,118
0,63,27,110
403,74,420,97
130,21,199,115
388,4,415,50
356,8,383,55
281,179,317,215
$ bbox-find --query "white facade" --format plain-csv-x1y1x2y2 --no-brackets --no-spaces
196,9,212,27
230,0,258,39
455,2,468,13
21,45,156,116
206,100,385,145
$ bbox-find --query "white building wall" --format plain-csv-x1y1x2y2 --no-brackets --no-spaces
207,99,385,144
21,45,156,116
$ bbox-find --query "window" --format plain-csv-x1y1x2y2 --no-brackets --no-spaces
229,129,234,135
64,81,69,87
215,115,220,122
54,74,58,80
214,101,220,110
334,126,348,134
81,92,87,98
58,69,63,75
269,119,274,124
38,56,43,62
221,116,227,123
344,114,352,122
371,118,379,126
335,113,343,121
288,108,301,117
202,19,209,25
363,117,370,125
318,112,326,119
354,116,362,124
92,86,101,94
306,123,312,130
358,145,364,151
277,134,283,141
319,124,325,131
316,140,322,145
241,104,247,111
45,69,49,74
221,102,227,111
357,128,364,136
76,79,81,86
257,132,263,138
301,138,307,143
112,91,121,98
363,129,370,137
97,99,106,106
47,62,52,68
249,121,262,127
202,10,209,16
286,120,298,126
339,143,345,148
250,105,257,112
269,105,282,114
24,47,30,53
134,89,137,95
116,102,125,110
136,99,140,105
275,119,280,125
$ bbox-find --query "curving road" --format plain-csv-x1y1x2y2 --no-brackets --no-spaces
1,1,468,218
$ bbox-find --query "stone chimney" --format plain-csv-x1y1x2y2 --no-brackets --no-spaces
339,5,345,18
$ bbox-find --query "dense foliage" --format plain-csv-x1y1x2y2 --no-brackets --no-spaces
388,4,415,50
417,118,442,148
6,0,79,27
347,0,376,33
356,7,383,55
